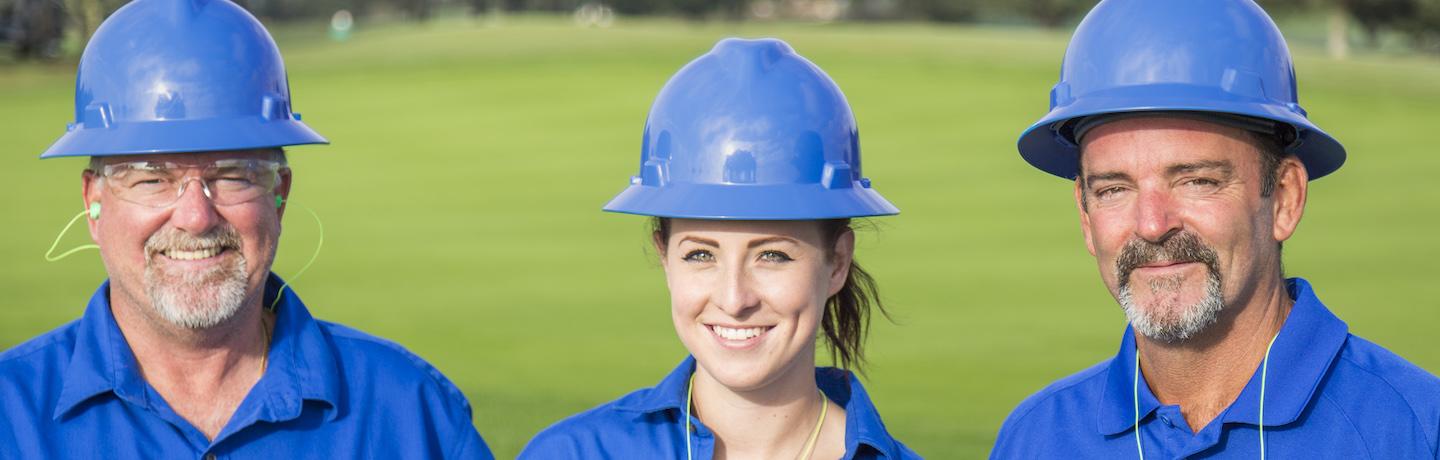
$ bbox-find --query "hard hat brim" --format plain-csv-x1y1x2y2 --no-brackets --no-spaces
40,116,328,159
1017,85,1346,181
603,182,899,220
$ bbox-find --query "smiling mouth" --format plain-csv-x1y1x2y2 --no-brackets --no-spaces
156,246,233,261
710,325,771,341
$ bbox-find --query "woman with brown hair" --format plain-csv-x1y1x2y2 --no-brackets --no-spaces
521,37,917,460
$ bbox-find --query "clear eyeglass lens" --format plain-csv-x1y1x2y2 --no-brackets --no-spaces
101,160,283,208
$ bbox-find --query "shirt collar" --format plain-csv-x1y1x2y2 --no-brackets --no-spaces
817,366,910,459
616,356,909,458
53,274,343,423
611,355,693,414
1097,277,1350,435
245,273,343,423
53,280,148,420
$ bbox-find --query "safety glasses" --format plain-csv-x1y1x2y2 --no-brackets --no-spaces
94,159,286,208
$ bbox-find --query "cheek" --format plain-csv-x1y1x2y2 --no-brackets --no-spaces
97,209,159,262
756,268,828,323
1181,204,1254,255
664,270,709,319
1086,212,1129,256
225,207,281,258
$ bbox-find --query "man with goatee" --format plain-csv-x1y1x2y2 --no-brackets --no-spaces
991,0,1440,458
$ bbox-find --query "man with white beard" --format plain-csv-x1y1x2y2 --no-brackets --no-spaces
0,1,491,458
991,0,1440,458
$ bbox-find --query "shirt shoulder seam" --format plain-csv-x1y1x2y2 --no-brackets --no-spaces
0,324,76,365
1316,389,1376,460
317,320,472,405
1335,351,1440,455
1006,361,1109,427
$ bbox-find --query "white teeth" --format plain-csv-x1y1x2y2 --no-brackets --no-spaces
712,325,765,341
164,247,221,260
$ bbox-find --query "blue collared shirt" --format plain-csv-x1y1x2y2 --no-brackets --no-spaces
991,278,1440,459
520,356,920,459
0,275,492,459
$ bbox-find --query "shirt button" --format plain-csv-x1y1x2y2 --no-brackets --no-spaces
205,454,217,460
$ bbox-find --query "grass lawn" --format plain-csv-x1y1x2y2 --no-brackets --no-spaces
2,14,1438,458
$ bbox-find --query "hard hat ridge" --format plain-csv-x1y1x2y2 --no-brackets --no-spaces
604,38,897,220
40,0,327,159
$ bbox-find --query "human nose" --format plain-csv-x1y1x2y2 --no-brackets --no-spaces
1134,188,1181,243
712,263,761,317
168,177,221,234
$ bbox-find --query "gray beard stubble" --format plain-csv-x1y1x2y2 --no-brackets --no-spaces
142,227,250,329
1114,232,1225,343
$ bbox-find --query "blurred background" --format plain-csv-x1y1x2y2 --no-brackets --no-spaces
2,0,1438,457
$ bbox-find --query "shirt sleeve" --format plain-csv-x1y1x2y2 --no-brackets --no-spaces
517,426,585,459
449,426,495,460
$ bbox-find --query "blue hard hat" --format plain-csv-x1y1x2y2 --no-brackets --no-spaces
1017,0,1345,180
40,0,326,159
603,38,898,220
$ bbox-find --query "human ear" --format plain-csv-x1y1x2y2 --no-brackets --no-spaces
1075,180,1097,257
827,229,855,298
652,231,669,267
82,170,103,243
1270,156,1308,243
275,168,293,219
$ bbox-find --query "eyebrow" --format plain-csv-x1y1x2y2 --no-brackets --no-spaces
1084,160,1235,185
1084,171,1132,184
1167,160,1233,177
677,236,718,247
747,236,799,249
676,235,799,249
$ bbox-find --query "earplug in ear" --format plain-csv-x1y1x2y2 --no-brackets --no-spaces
88,202,101,220
275,196,285,209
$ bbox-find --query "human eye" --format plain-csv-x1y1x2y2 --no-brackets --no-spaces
211,168,259,186
1092,185,1127,201
119,171,172,190
1180,177,1222,191
682,249,714,263
757,250,794,263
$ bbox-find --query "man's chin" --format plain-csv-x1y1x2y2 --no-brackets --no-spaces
145,280,250,330
153,303,243,330
1119,278,1225,343
1127,291,1212,316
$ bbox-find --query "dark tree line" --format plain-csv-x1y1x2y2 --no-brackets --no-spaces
1259,0,1440,54
1341,0,1440,51
2,0,66,58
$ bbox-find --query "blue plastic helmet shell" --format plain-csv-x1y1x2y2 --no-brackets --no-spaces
1017,0,1345,180
40,0,327,159
603,38,898,220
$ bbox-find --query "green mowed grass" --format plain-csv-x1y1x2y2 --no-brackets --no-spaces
3,16,1439,458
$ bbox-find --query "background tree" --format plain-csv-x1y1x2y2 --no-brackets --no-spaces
1342,0,1416,46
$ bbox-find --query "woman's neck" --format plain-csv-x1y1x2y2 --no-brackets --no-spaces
692,359,829,459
